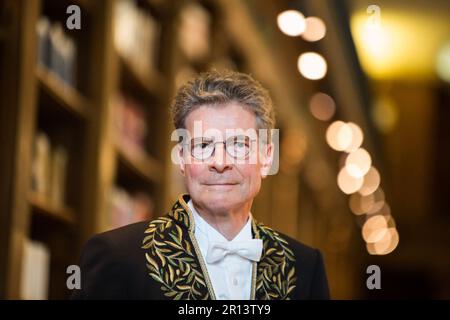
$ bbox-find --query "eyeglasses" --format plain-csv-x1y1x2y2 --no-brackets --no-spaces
189,135,255,160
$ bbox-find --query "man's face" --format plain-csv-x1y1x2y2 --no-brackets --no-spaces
179,103,273,214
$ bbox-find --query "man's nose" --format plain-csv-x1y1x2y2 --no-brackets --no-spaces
209,143,231,172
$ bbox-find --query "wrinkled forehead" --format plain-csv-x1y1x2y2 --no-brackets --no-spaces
184,104,258,135
183,122,259,141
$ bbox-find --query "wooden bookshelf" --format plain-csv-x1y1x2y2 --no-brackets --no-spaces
2,0,273,299
118,55,166,100
117,147,163,185
36,65,91,120
109,0,172,227
29,192,76,225
1,0,269,300
71,0,97,13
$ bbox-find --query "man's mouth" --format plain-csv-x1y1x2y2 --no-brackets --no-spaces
204,183,238,186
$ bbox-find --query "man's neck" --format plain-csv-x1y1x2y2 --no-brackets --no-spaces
191,201,252,241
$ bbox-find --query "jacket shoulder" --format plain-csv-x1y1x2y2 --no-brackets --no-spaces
89,220,150,250
71,220,155,299
278,232,321,261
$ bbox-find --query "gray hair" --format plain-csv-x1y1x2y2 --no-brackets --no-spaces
171,69,276,141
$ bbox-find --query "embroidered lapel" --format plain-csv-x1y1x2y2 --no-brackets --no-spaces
142,194,213,299
253,222,297,300
142,194,297,300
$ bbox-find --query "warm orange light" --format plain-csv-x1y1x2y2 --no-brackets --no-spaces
372,95,399,134
302,17,326,42
277,10,306,37
309,93,336,121
345,148,372,178
359,166,381,196
351,11,450,80
349,192,375,215
298,52,327,80
366,188,385,214
337,167,364,194
326,121,352,151
366,203,396,228
362,215,388,243
344,123,364,153
368,228,399,255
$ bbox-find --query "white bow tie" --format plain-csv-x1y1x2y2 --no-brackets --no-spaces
206,239,263,264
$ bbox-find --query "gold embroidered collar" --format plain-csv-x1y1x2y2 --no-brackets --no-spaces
142,194,297,300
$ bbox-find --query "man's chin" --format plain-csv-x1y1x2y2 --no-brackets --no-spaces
194,192,241,210
203,190,236,202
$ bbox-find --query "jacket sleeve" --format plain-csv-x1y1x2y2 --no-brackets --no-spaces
70,234,127,299
310,249,330,299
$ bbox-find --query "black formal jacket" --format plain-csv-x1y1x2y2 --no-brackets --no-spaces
71,194,330,300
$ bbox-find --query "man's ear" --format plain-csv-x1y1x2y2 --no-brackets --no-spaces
260,142,274,178
178,144,186,176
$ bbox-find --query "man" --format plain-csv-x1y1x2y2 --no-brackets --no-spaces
72,70,330,300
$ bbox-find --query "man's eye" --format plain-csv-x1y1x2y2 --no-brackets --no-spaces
233,137,250,147
193,141,211,149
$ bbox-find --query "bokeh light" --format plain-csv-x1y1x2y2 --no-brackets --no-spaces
326,121,353,151
366,188,386,214
345,148,372,178
302,16,326,42
343,122,364,152
359,166,381,196
367,228,399,255
298,52,327,80
309,92,336,121
337,166,364,194
436,41,450,83
277,10,306,37
349,192,375,215
362,214,388,243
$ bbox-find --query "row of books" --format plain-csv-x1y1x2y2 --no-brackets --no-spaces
36,16,77,87
108,187,154,230
20,239,50,300
113,93,149,160
31,131,68,208
178,3,211,62
114,0,160,79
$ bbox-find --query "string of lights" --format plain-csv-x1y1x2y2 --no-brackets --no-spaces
276,8,399,255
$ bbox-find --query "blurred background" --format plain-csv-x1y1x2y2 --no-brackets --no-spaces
0,0,449,299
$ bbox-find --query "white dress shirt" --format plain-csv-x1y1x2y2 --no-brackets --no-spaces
187,200,255,300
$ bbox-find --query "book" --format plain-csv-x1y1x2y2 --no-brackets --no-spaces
31,131,69,208
113,93,149,160
31,132,51,198
114,0,161,77
49,146,68,208
178,3,211,61
37,16,77,88
20,239,50,300
36,16,51,68
108,186,154,230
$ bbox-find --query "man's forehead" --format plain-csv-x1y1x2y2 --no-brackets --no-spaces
185,104,257,126
187,124,259,139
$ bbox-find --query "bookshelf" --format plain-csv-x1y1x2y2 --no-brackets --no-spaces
0,0,175,299
0,0,21,299
118,56,166,99
1,0,265,300
29,192,77,225
36,65,91,120
116,148,163,185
